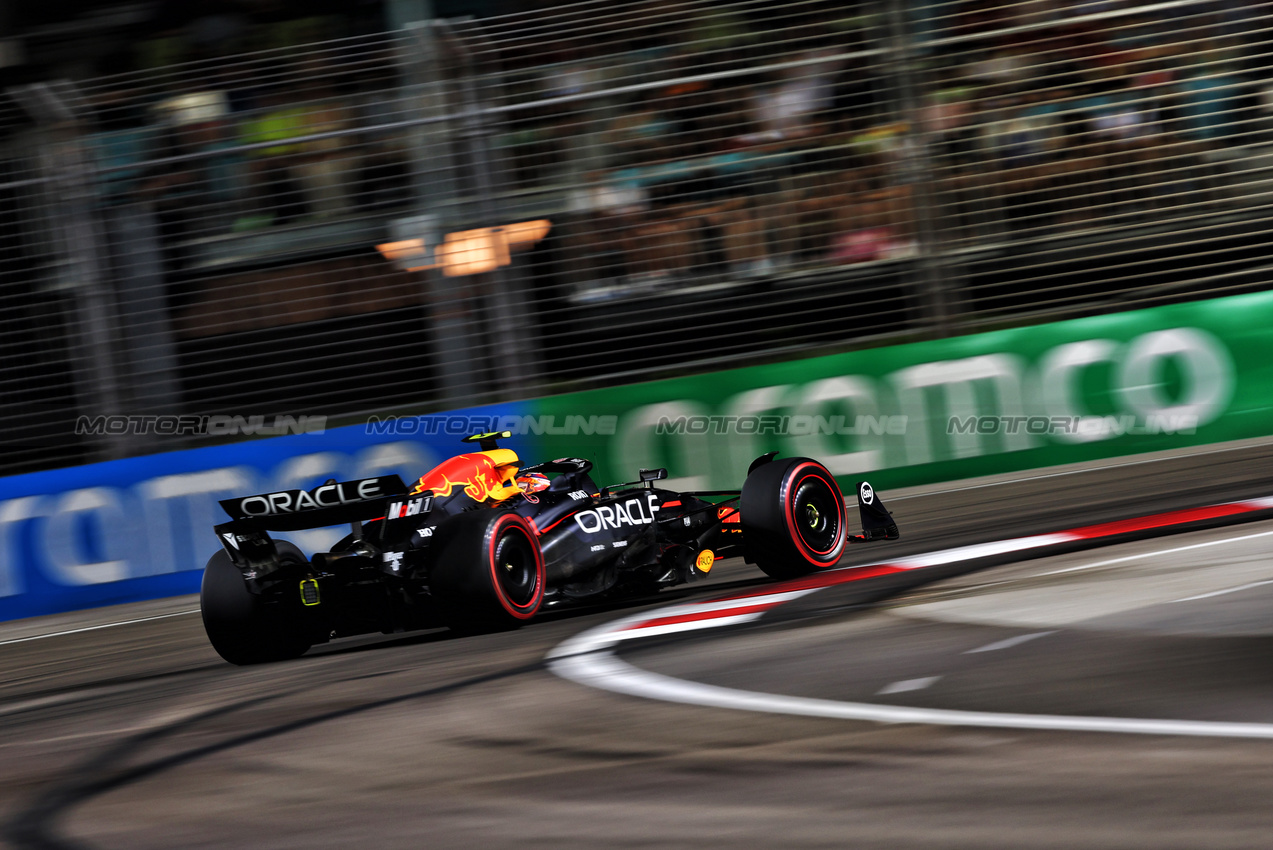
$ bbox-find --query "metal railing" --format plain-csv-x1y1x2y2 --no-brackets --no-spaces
1,0,1271,474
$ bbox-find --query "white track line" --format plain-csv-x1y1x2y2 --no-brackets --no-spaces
886,440,1273,502
629,589,819,620
897,534,1075,569
616,613,768,642
0,609,200,647
964,631,1056,654
1033,529,1273,578
877,677,941,695
552,651,1273,740
1171,580,1273,604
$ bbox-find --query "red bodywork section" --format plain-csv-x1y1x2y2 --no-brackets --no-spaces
411,453,506,502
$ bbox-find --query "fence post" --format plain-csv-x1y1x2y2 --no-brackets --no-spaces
443,19,541,401
881,0,957,338
398,22,488,407
13,82,129,461
102,201,183,431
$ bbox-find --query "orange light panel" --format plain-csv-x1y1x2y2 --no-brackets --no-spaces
381,220,552,277
438,228,511,277
376,239,427,262
502,219,552,250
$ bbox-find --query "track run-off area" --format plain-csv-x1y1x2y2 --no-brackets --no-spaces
6,439,1273,848
552,519,1273,739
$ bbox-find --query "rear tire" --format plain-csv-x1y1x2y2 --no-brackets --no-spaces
429,511,545,633
741,457,847,580
200,541,313,665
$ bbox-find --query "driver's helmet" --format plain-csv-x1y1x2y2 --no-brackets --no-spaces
516,472,550,495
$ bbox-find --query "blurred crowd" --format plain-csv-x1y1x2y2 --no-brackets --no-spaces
67,0,1272,295
541,0,1269,295
925,2,1265,244
86,41,411,244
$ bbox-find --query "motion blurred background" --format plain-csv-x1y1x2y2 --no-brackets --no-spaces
0,0,1267,475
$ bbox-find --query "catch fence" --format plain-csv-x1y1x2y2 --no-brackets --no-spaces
1,0,1271,473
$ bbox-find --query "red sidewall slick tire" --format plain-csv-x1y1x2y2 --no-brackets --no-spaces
430,510,545,632
485,513,546,620
782,462,847,567
741,458,848,581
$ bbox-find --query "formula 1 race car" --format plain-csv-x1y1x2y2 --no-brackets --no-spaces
201,431,899,664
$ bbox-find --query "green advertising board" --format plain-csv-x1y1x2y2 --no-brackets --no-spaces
532,290,1273,492
4,289,1272,622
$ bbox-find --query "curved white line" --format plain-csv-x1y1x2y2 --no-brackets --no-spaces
547,510,1273,739
552,651,1273,740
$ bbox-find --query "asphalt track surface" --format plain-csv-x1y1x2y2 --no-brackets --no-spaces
6,440,1273,848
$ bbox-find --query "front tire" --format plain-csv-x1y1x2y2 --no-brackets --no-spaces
741,457,847,580
200,541,313,665
429,511,545,633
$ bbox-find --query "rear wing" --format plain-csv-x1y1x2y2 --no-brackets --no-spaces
218,475,409,532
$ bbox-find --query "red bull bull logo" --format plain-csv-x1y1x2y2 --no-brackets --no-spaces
411,454,509,502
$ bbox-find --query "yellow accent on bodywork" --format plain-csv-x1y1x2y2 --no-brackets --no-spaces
299,578,321,606
479,448,519,468
479,448,522,502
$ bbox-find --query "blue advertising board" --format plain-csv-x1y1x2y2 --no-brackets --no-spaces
0,404,533,622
